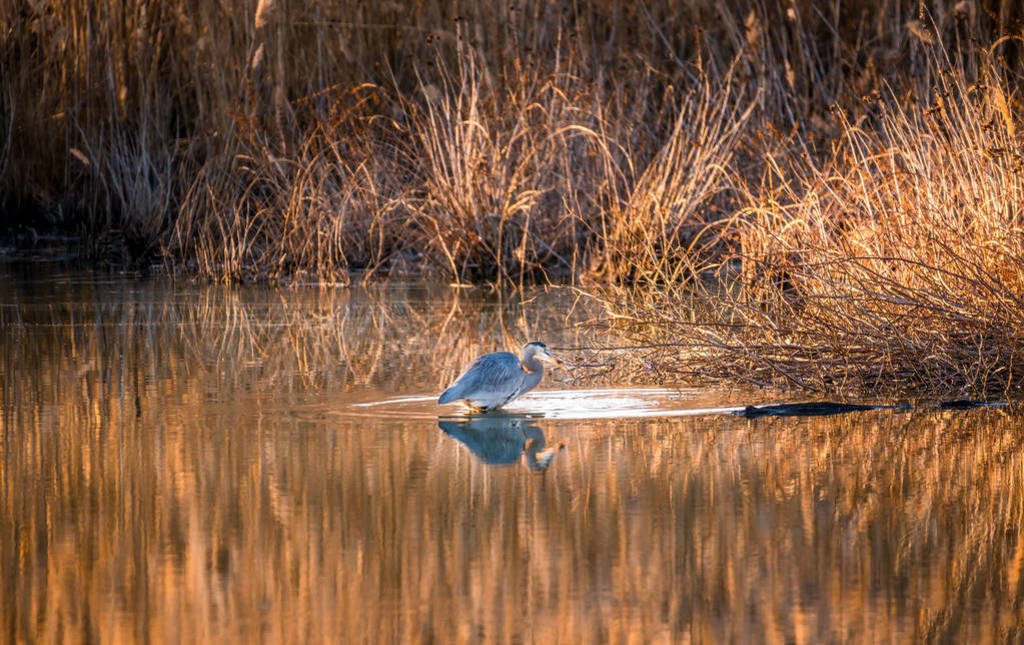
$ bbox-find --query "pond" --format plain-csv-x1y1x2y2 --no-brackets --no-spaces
2,261,1023,642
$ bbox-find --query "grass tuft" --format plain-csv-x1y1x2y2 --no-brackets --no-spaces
605,44,1024,396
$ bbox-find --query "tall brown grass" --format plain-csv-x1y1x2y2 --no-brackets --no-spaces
4,1,1015,276
601,37,1024,395
4,1,1024,391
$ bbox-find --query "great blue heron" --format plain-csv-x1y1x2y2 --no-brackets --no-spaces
438,341,565,411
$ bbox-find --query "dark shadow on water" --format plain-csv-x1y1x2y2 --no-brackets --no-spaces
439,416,565,470
735,401,910,418
736,400,1007,418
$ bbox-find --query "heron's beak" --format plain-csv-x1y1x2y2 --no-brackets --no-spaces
543,349,566,370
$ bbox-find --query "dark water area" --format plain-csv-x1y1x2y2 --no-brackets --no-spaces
2,262,1023,643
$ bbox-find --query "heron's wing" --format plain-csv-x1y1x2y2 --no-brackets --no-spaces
439,352,525,404
509,368,543,401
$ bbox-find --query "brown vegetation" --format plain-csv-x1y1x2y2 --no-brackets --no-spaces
4,1,1024,392
598,34,1024,395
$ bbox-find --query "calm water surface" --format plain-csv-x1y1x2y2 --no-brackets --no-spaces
2,263,1023,643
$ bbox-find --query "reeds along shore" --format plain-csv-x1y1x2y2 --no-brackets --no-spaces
3,1,1024,393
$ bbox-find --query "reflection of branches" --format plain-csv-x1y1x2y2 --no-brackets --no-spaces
0,277,601,414
573,409,1024,642
5,273,1022,642
173,283,601,392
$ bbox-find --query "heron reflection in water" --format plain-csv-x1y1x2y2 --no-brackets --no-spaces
438,341,566,411
438,417,566,471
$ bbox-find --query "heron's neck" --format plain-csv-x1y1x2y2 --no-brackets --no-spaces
521,355,544,375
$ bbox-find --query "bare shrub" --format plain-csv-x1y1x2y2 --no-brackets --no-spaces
611,43,1024,395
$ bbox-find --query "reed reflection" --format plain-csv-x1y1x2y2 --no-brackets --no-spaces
4,266,1024,643
0,273,597,410
439,417,566,470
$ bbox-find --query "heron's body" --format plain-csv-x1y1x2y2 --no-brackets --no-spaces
438,341,564,411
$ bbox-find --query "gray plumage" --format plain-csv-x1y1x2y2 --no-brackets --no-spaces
438,341,564,411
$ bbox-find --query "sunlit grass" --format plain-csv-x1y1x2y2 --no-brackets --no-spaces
602,43,1024,395
4,1,1024,391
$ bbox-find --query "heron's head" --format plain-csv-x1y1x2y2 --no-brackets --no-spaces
522,341,565,369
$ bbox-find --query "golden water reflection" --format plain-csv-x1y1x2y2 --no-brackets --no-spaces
2,266,1023,642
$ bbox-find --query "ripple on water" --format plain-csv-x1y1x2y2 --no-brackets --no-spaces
346,387,746,421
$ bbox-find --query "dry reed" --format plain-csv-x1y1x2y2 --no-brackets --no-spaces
4,1,1024,391
601,38,1024,395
